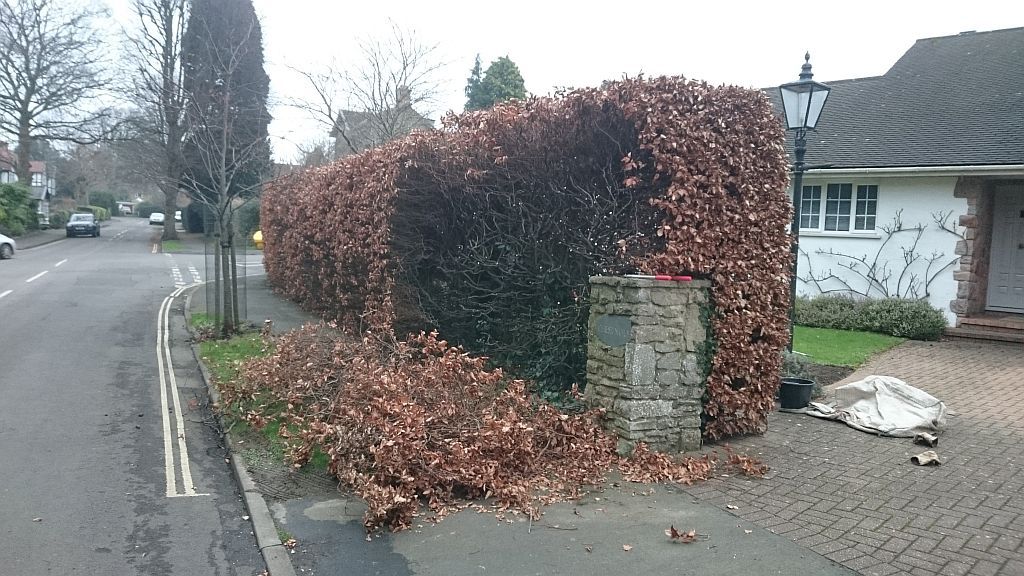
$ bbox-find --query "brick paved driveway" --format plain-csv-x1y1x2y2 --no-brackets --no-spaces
687,339,1024,576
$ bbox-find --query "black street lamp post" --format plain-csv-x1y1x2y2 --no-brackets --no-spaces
779,53,830,352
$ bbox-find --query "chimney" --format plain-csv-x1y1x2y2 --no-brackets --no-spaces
397,86,412,109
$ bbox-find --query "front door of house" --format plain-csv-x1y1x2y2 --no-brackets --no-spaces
986,184,1024,312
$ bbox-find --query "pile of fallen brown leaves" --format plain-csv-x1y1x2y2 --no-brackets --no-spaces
727,451,770,477
234,324,766,533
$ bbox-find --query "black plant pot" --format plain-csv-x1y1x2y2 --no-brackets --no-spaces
779,377,815,410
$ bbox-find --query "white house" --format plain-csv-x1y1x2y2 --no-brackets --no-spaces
785,27,1024,341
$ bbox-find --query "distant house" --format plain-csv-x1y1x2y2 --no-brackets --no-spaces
330,87,434,159
0,142,55,225
775,27,1024,341
29,160,55,225
272,162,300,179
0,141,15,184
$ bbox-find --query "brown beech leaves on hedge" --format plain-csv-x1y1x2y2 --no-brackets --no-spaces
261,75,791,440
617,78,791,438
233,324,764,533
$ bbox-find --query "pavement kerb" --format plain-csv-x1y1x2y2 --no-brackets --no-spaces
19,236,64,249
183,284,297,576
13,231,65,250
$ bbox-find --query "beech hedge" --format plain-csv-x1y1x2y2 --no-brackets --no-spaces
262,76,791,439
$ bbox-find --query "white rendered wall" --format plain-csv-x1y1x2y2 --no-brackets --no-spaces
796,175,965,324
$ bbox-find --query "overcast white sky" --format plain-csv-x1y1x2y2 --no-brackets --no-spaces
110,1,1023,163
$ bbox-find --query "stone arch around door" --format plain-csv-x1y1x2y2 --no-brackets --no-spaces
950,177,1024,341
951,177,995,318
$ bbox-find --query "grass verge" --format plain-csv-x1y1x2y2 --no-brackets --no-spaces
191,312,216,333
199,332,266,383
793,325,905,367
197,330,328,471
160,239,183,253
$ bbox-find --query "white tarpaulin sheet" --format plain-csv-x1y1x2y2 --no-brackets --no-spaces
806,375,947,437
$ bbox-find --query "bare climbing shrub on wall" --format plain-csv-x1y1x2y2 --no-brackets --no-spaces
261,76,791,439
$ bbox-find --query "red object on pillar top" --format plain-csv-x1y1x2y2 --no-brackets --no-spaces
624,274,693,282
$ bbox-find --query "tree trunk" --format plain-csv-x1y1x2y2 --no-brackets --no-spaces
213,233,222,333
162,187,179,240
229,221,240,329
16,120,32,186
220,242,234,336
161,124,183,241
219,214,235,337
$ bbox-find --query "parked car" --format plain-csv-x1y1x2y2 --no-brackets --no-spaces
150,212,165,225
174,210,182,222
66,213,100,238
0,232,15,259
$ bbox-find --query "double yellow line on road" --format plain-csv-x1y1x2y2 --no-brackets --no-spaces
156,285,209,498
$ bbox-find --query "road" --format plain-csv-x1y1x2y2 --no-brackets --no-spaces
0,218,263,575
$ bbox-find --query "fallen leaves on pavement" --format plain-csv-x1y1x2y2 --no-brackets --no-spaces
666,526,697,543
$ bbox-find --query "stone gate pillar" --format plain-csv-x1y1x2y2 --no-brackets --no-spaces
585,276,711,453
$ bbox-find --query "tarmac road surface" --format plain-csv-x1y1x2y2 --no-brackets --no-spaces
0,218,262,575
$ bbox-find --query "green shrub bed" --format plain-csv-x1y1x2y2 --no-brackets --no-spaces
796,295,947,340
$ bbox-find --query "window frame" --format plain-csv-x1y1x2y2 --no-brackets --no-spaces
798,185,822,230
797,180,880,235
824,183,853,232
854,184,878,231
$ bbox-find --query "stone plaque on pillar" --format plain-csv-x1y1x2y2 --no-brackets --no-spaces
595,314,631,347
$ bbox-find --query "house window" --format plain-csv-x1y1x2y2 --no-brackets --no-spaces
799,185,821,229
31,173,43,187
799,182,879,233
824,183,853,231
855,185,877,230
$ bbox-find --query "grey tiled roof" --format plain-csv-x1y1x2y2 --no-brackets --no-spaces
330,106,433,158
772,27,1024,169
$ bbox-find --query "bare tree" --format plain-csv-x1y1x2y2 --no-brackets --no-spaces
181,0,270,336
290,23,443,157
0,0,112,185
63,144,109,207
59,131,151,207
124,0,188,240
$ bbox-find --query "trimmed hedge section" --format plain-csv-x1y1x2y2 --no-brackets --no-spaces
262,76,791,439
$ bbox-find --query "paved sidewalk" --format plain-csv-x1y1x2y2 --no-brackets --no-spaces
9,225,66,249
688,339,1024,576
